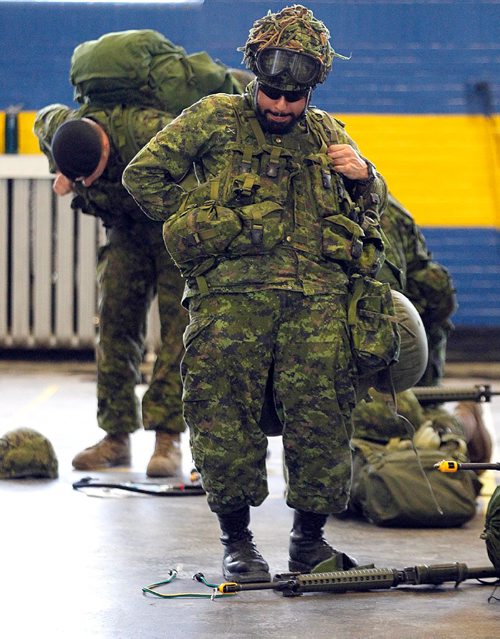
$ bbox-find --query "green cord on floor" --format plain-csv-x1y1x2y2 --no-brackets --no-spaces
142,569,236,599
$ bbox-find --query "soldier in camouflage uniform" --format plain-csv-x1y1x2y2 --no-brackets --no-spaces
34,104,186,477
352,193,492,466
123,5,389,582
378,192,456,386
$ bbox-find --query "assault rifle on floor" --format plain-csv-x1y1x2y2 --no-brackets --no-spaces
215,562,499,597
412,384,500,405
72,473,205,496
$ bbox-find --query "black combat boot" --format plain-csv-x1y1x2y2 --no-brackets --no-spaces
217,506,271,583
288,509,358,572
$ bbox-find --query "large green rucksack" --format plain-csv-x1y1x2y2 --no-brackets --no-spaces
349,434,480,527
70,29,242,116
349,391,481,527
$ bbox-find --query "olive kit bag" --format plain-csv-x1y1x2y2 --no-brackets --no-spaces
70,29,241,117
349,433,481,527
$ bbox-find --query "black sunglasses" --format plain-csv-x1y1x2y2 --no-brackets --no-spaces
258,83,310,103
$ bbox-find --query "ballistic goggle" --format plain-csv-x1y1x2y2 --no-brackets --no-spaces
255,47,322,86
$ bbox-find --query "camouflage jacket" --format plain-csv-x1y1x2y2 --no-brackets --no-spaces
34,103,173,228
123,87,387,299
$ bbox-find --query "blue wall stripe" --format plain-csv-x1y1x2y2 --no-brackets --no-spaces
0,1,498,113
422,227,500,326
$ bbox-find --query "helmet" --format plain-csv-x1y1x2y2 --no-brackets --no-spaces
375,291,429,394
52,119,102,181
0,428,59,479
240,4,347,91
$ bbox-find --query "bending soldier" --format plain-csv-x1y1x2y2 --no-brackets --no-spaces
378,193,491,461
34,105,186,477
34,30,244,477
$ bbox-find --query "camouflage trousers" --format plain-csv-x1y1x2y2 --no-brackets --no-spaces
181,289,357,515
96,223,186,435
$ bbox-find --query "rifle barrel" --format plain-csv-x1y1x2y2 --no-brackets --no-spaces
412,384,499,404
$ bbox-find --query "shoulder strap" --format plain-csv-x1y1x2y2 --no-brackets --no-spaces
77,104,141,164
106,105,142,163
307,108,343,147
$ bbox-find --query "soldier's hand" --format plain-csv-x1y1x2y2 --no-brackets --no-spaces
327,144,370,181
53,172,74,196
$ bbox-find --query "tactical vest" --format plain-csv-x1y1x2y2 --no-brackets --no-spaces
163,99,383,277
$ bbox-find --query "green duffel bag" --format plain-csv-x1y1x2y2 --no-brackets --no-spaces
481,485,500,573
350,437,481,528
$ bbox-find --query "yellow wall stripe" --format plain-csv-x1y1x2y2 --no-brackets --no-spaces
0,112,4,153
2,111,499,228
338,114,500,228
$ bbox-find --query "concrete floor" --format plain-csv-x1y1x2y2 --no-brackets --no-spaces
1,359,499,639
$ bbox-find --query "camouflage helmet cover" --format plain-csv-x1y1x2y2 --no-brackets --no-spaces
352,389,425,442
240,4,347,90
0,427,59,479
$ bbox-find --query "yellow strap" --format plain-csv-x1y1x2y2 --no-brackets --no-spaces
348,277,364,326
210,178,220,201
269,145,282,165
241,174,257,195
195,275,209,296
242,145,253,166
248,115,267,147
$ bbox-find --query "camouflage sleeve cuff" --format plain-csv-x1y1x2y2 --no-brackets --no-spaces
356,160,377,186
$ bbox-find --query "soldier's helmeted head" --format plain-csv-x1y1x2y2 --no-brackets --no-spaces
52,119,102,181
0,428,58,479
240,4,340,93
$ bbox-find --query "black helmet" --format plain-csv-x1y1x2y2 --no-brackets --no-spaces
51,119,102,181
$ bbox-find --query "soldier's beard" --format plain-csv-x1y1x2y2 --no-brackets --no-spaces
256,106,303,134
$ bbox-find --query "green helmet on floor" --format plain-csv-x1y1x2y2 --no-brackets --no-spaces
0,428,58,479
240,4,347,91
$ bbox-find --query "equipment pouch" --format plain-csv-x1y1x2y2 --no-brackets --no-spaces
356,222,385,276
348,274,400,375
228,200,285,254
305,155,342,216
163,201,242,268
321,214,365,265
